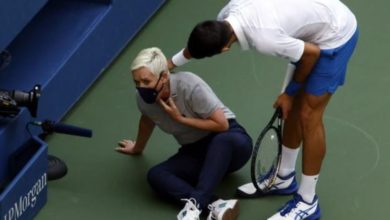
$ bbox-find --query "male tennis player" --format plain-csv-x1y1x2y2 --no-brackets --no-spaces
116,47,252,220
167,0,358,219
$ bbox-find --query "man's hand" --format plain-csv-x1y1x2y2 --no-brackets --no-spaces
273,93,293,120
115,139,143,155
159,98,183,122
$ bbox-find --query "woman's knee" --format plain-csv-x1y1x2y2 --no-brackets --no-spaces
222,133,253,171
215,131,252,146
147,165,166,187
235,133,252,160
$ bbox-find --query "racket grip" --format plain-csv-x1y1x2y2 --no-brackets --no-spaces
280,63,296,94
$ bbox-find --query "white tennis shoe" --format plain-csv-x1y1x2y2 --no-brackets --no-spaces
236,172,298,198
177,198,201,220
207,199,239,220
267,194,321,220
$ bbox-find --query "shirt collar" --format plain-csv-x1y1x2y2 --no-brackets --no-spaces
225,16,249,51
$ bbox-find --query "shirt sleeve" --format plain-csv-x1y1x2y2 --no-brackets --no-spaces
249,28,305,62
217,2,231,21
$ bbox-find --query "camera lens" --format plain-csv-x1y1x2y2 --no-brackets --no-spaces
10,85,41,117
11,90,31,106
0,85,40,117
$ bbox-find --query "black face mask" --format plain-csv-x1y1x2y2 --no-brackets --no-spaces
136,74,163,104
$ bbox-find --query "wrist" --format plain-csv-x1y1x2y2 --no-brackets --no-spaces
176,114,186,123
133,149,143,154
171,48,190,67
132,146,144,154
133,142,143,151
285,80,303,96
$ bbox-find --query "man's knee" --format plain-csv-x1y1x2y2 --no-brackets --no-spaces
299,107,312,123
298,106,321,129
299,93,330,127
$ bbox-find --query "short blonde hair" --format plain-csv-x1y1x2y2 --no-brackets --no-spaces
131,47,168,77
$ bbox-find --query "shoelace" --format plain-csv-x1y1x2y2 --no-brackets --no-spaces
207,204,217,219
280,195,301,216
181,198,200,212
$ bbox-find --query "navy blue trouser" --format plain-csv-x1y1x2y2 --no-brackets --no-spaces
147,119,253,210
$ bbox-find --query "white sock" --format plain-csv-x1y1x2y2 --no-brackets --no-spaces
297,174,319,203
278,145,300,177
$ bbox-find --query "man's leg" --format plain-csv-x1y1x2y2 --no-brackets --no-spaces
282,91,304,148
288,92,330,206
279,91,304,176
236,97,305,197
280,90,330,176
267,92,331,220
300,92,332,175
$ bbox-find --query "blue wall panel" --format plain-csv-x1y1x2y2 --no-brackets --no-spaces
0,0,48,51
0,0,165,218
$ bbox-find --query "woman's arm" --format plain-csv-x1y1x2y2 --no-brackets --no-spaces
159,98,229,132
116,114,155,155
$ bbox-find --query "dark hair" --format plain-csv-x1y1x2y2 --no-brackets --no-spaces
187,20,231,59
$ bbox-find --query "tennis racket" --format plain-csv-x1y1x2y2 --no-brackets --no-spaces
250,107,283,193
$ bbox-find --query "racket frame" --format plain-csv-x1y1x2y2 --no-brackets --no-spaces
250,108,283,193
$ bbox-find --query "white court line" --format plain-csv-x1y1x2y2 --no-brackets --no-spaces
325,115,380,180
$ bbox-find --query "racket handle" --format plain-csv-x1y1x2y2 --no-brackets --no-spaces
280,63,296,94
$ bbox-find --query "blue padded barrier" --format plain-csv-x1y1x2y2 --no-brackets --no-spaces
0,0,165,218
0,136,47,220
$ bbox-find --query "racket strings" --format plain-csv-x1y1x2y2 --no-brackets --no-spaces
254,128,280,191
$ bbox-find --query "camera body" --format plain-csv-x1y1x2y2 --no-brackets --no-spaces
0,85,41,118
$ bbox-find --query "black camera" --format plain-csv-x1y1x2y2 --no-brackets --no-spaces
0,84,41,118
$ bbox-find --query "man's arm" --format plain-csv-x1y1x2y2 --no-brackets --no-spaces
291,43,321,84
168,48,192,70
275,42,321,118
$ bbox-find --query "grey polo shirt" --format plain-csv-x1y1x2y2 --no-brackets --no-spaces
136,71,235,145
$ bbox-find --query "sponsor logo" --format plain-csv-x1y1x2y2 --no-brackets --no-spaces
3,173,47,220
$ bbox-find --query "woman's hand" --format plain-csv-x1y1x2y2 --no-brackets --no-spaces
115,139,143,155
159,98,183,122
